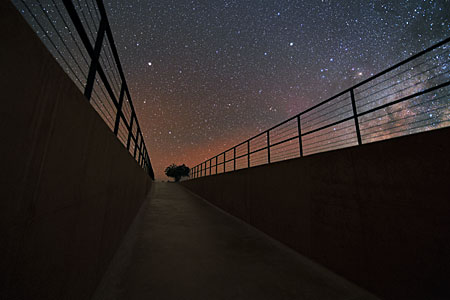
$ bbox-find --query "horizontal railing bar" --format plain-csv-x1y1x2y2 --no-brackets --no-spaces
303,139,357,154
301,112,354,134
300,90,351,116
357,80,450,118
303,123,355,142
249,147,268,156
301,94,351,119
301,116,355,137
235,153,248,160
303,131,356,148
270,135,299,148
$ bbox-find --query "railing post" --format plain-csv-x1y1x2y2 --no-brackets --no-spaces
247,141,250,168
209,159,212,176
113,83,125,135
126,113,134,150
138,138,143,166
233,147,236,171
297,115,303,157
223,153,226,173
216,156,218,174
62,0,105,101
267,131,271,164
145,153,148,171
133,130,139,159
350,89,362,145
84,18,107,101
137,148,141,166
200,163,203,177
137,138,141,164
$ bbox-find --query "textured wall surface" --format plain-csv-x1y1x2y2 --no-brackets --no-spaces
182,127,450,300
0,2,152,299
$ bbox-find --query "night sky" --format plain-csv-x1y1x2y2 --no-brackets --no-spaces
14,0,450,179
101,0,449,179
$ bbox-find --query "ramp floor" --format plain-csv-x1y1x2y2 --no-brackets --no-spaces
93,182,379,300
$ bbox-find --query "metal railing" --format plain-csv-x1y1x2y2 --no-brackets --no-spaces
13,0,154,179
191,37,450,179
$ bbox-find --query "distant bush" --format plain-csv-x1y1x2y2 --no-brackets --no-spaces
165,164,190,182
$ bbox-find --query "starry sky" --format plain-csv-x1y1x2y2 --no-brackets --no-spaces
100,0,449,179
13,0,450,180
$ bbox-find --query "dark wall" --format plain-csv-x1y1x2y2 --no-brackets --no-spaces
182,127,450,300
0,2,152,299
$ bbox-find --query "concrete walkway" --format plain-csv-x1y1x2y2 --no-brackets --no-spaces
93,182,379,300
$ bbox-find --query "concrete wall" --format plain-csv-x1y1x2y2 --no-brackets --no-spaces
0,2,152,299
182,127,450,300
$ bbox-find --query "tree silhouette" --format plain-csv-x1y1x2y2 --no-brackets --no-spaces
165,164,190,182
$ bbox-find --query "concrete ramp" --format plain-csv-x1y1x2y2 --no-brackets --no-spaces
94,182,378,300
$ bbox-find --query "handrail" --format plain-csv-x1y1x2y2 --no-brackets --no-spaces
191,37,450,179
14,0,154,179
